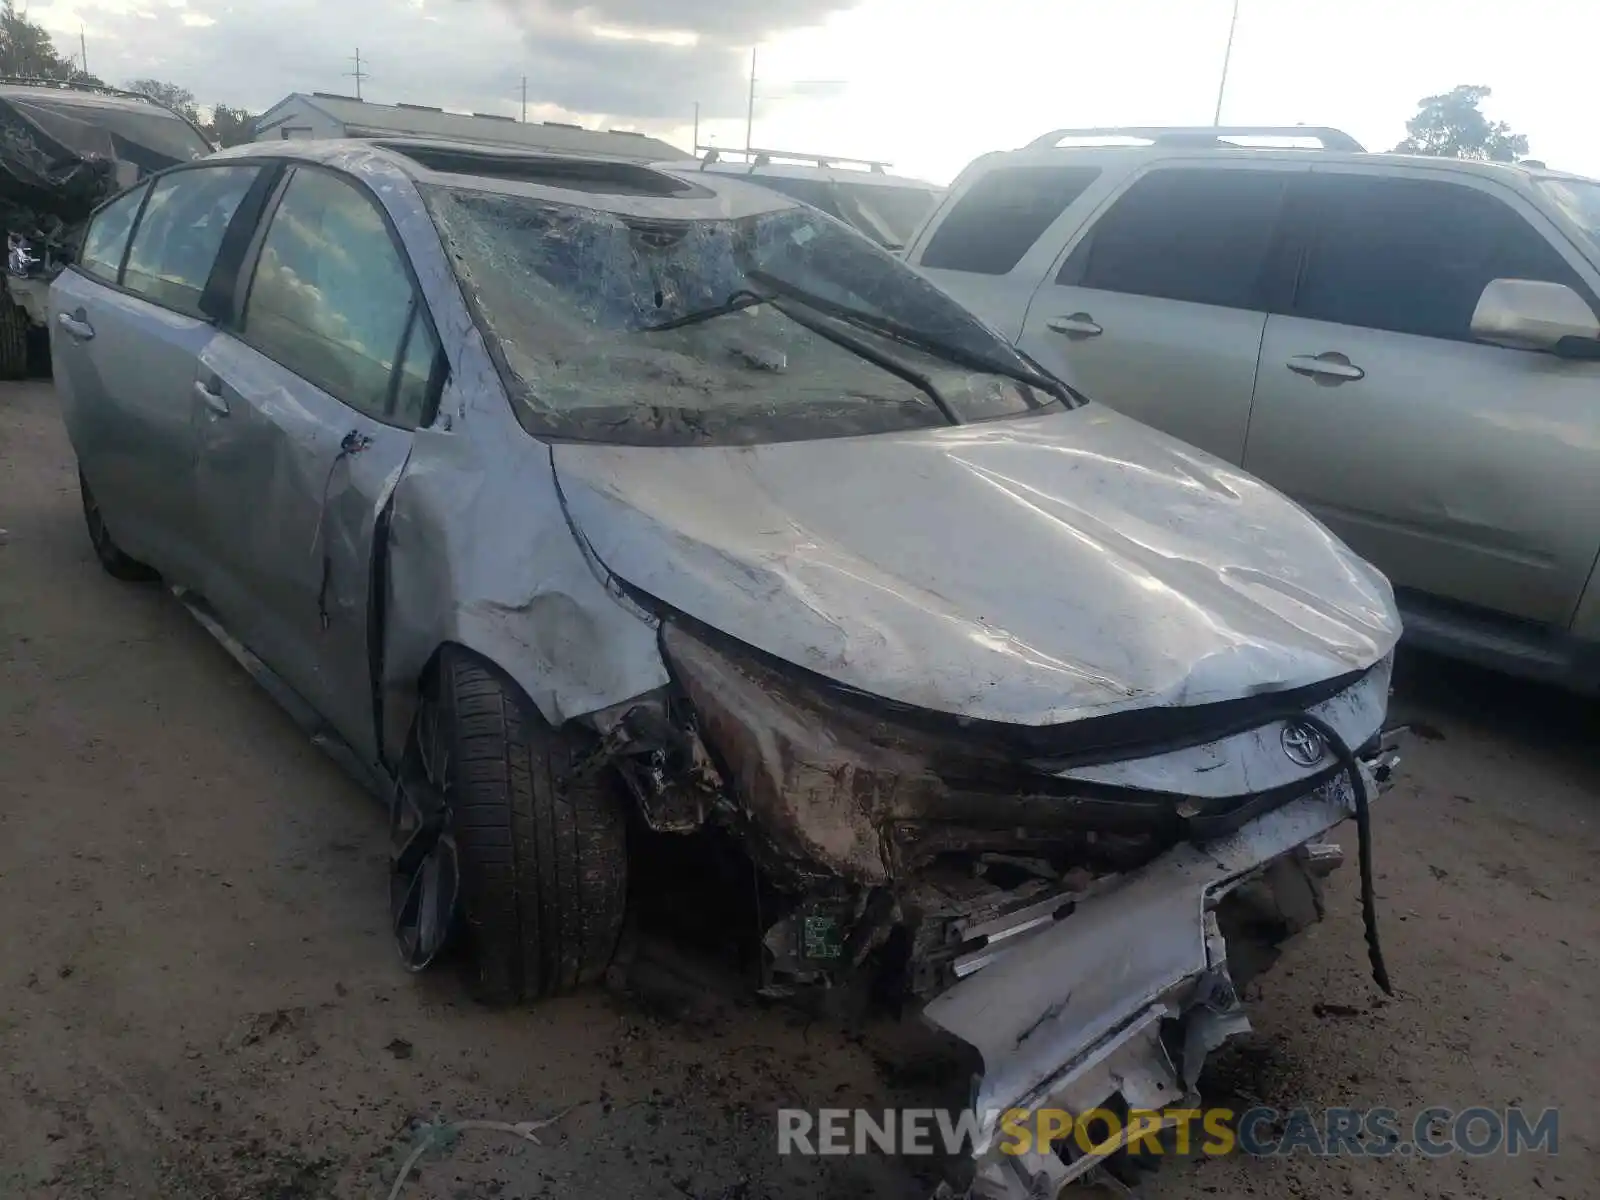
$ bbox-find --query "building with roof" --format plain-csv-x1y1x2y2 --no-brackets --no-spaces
253,93,689,161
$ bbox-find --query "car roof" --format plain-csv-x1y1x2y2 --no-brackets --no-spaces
666,157,942,192
208,137,801,219
960,135,1597,191
0,80,191,118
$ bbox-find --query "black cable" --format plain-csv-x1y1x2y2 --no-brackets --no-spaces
1289,711,1393,996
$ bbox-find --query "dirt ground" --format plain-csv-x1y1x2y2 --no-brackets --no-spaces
2,378,1596,1200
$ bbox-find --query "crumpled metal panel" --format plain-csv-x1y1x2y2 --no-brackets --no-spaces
923,777,1366,1157
0,92,209,251
295,144,669,764
551,404,1401,728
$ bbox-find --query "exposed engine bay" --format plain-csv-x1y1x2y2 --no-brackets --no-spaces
577,614,1401,1195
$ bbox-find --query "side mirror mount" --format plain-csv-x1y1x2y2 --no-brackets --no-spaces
1471,278,1600,355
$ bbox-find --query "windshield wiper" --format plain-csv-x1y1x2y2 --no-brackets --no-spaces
767,297,962,426
746,268,1079,407
641,288,770,332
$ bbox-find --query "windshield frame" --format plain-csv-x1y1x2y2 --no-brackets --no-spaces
423,183,1073,447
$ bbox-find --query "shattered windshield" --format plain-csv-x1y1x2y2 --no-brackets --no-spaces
423,185,1057,446
14,97,211,166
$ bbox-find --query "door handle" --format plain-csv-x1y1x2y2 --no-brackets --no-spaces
193,377,230,416
1045,313,1103,338
55,311,94,341
1287,352,1365,382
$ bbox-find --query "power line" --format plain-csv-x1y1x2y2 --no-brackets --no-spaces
1214,0,1240,124
347,46,369,101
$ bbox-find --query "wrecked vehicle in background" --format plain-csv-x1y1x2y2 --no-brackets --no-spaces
52,138,1403,1197
0,78,212,376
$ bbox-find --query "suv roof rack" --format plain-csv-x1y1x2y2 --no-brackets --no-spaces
1027,125,1366,152
694,145,892,174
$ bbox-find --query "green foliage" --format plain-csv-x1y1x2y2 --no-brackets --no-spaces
1394,85,1529,162
125,77,201,122
207,103,255,148
0,0,97,80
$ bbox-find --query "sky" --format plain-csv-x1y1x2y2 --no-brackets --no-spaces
27,0,1600,184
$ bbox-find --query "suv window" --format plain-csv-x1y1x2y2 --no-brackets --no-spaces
920,165,1100,275
1294,175,1586,342
122,166,260,316
1062,168,1287,308
78,184,148,282
242,167,434,426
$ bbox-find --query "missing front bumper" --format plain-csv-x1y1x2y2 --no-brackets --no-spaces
923,764,1387,1198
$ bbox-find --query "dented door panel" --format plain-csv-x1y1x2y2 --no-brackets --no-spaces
193,332,413,764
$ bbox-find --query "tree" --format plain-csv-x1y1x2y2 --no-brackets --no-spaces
0,0,95,80
125,78,200,123
205,103,255,148
1394,85,1529,162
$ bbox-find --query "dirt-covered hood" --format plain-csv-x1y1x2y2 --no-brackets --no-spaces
551,406,1400,725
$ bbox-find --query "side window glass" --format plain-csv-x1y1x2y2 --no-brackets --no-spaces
1065,169,1286,308
242,168,425,425
1295,177,1585,342
78,184,149,282
122,166,260,316
920,165,1100,275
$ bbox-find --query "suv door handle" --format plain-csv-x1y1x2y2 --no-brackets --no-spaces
1287,352,1365,382
194,376,230,417
1045,313,1103,338
56,311,94,341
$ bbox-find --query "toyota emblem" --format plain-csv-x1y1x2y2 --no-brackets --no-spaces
1280,721,1326,768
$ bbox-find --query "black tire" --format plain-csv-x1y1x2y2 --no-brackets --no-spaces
0,297,29,380
436,647,629,1003
79,471,158,582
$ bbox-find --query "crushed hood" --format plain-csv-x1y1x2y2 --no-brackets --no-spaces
552,406,1400,726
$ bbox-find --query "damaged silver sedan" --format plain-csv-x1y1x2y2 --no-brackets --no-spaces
52,138,1403,1196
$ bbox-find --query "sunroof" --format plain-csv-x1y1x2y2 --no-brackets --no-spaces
374,142,699,197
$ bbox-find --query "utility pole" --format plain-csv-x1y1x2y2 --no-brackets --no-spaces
347,47,368,101
520,75,528,123
79,26,88,77
693,101,700,152
1213,0,1240,124
744,45,757,153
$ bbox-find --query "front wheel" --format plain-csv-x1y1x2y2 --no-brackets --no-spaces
389,647,629,1004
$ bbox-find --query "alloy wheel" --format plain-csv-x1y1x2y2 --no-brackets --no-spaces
389,697,460,972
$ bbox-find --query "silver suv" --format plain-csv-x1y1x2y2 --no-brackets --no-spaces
904,125,1600,691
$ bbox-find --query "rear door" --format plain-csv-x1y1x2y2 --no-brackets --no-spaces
51,164,265,584
1017,164,1300,462
193,164,444,763
1243,170,1600,625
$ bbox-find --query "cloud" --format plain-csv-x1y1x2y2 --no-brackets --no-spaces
494,0,857,45
45,0,859,130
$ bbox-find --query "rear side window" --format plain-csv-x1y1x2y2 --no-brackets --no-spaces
920,165,1100,275
78,184,148,283
1062,168,1287,308
241,167,434,426
122,166,260,316
1293,175,1586,342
